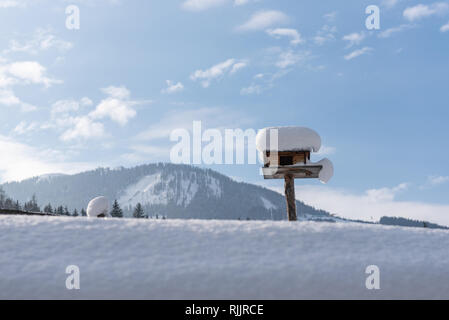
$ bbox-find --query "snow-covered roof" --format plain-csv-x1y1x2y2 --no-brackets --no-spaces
256,126,321,152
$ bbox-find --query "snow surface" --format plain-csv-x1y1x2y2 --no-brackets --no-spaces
256,127,321,152
1,215,449,299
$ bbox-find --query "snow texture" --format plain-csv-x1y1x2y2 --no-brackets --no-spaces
256,126,321,152
260,196,277,211
317,158,334,184
1,215,449,299
118,172,222,211
86,196,109,218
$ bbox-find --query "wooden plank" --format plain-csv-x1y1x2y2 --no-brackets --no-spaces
284,174,297,221
261,165,323,180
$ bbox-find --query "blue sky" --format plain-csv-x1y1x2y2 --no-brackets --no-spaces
1,0,449,224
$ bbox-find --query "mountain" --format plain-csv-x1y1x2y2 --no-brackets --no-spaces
0,163,333,221
379,216,448,230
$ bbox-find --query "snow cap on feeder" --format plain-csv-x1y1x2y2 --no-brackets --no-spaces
256,126,333,183
87,196,110,218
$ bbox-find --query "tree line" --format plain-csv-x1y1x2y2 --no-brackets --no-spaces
0,187,163,219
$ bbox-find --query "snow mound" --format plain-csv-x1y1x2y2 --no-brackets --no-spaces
256,126,321,152
317,158,334,183
86,196,109,217
1,215,448,299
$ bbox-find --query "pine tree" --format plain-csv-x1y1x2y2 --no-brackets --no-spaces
133,203,144,219
73,209,79,217
0,187,6,208
81,208,87,217
111,200,123,218
63,206,70,216
43,204,53,214
30,194,40,212
56,206,64,216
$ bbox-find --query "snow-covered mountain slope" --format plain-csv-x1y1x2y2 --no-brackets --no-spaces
1,163,330,221
1,215,448,299
118,171,222,209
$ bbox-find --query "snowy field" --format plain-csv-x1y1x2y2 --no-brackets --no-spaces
1,215,449,299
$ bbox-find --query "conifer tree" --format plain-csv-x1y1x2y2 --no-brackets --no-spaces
56,206,64,216
133,203,144,219
111,200,123,218
44,204,53,214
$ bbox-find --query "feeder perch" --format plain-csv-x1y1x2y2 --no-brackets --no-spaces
256,127,334,221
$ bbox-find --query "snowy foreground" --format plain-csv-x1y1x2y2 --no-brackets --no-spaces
1,215,449,299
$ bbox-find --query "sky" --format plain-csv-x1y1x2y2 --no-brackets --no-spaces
1,0,449,224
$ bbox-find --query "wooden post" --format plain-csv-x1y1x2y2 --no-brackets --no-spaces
284,174,297,221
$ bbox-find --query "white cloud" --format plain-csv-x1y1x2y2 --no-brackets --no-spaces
323,11,337,22
135,107,249,141
182,0,227,11
49,87,148,141
6,61,61,87
313,25,337,45
12,121,38,135
378,24,415,38
190,59,247,87
403,3,449,21
181,0,255,10
0,58,60,112
230,61,248,74
0,88,20,105
89,86,142,126
365,183,409,202
425,175,449,187
441,21,449,32
344,47,373,60
234,0,254,5
4,28,73,55
0,0,21,8
51,97,92,116
268,183,449,226
316,145,336,156
0,135,96,182
276,50,309,69
382,0,400,8
162,80,184,94
237,10,289,31
266,28,304,45
101,85,130,99
0,88,36,112
342,32,365,47
90,99,136,126
60,116,106,141
240,84,262,95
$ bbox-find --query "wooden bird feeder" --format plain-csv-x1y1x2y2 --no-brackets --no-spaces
256,127,334,221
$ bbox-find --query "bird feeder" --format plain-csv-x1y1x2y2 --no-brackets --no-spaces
256,127,334,221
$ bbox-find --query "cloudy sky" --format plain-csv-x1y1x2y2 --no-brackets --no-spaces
1,0,449,224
